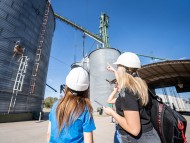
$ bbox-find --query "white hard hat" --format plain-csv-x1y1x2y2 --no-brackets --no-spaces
113,52,141,68
66,67,89,91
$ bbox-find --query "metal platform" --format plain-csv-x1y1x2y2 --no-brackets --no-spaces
138,60,190,93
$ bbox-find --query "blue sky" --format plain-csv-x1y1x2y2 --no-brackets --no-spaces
45,0,190,98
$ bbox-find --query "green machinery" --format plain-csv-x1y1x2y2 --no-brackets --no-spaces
99,13,109,47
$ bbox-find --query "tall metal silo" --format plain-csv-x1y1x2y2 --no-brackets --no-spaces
0,0,55,114
89,48,120,111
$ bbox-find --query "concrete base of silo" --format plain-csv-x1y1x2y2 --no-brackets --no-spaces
0,113,33,123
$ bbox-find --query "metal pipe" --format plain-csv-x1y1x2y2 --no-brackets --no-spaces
46,83,57,92
54,13,105,47
84,32,105,46
120,51,168,61
137,53,168,61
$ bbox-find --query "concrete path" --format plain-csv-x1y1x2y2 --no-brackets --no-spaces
0,115,189,143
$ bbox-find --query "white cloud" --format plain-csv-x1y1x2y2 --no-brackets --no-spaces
178,57,186,60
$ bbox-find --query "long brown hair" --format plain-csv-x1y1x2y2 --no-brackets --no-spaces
117,66,148,106
56,86,93,133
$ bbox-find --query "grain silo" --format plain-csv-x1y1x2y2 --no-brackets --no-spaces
0,0,55,116
71,57,90,71
89,48,120,110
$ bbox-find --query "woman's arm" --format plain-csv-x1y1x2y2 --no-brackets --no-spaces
103,107,141,136
107,86,118,104
84,132,94,143
107,64,119,83
47,121,51,143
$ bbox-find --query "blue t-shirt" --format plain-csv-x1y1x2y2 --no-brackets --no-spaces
49,101,96,143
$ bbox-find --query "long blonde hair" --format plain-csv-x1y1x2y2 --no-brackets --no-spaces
117,66,148,106
56,86,93,133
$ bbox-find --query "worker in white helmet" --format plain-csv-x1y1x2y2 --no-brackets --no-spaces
47,67,96,143
103,52,161,143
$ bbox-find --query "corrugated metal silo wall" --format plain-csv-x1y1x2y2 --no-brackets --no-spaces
89,48,120,111
0,0,55,113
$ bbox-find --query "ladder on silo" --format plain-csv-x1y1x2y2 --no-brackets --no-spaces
8,55,29,113
29,1,50,95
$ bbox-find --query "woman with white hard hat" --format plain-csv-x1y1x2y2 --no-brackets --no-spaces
47,67,96,143
104,52,161,143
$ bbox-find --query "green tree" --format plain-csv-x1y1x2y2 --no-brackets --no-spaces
44,97,58,108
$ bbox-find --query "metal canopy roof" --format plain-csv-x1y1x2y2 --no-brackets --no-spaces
138,60,190,93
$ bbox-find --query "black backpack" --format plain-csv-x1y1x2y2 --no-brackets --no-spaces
148,91,188,143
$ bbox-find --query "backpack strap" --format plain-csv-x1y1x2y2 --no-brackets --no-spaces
158,104,164,138
148,89,163,102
